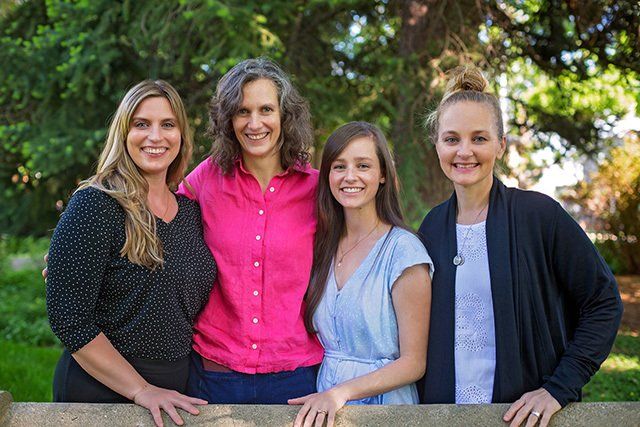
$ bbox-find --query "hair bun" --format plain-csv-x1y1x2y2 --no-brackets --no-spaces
443,65,488,99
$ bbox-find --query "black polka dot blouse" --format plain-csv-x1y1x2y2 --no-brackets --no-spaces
46,187,217,361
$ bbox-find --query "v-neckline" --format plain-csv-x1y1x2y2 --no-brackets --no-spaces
332,228,392,292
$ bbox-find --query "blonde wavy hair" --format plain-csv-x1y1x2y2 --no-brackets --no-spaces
425,65,504,143
77,80,193,270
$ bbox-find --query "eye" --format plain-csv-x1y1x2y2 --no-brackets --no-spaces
133,120,148,128
236,108,249,115
162,121,176,129
262,106,274,113
357,163,371,169
443,136,458,144
473,135,488,143
331,163,345,170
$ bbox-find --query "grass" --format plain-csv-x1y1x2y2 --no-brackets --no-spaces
0,340,61,402
583,331,640,402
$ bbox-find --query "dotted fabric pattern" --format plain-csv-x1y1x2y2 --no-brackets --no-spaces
456,384,491,404
455,292,489,352
46,187,217,361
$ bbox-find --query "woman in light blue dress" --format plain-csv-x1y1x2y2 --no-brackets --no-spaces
289,122,433,427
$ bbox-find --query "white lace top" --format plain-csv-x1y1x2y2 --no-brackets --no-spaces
454,221,496,404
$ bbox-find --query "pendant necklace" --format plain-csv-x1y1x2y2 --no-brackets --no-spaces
337,220,379,268
453,203,488,266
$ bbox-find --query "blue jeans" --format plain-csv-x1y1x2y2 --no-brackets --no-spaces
186,352,318,404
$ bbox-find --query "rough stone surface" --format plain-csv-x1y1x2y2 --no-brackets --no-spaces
0,391,13,425
1,399,639,427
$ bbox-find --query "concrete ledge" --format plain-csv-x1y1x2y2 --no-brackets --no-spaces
1,392,638,426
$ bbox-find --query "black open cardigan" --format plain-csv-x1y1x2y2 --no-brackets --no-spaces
417,177,623,407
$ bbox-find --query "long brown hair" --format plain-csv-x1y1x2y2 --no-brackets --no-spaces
304,121,407,333
77,80,192,270
207,57,313,172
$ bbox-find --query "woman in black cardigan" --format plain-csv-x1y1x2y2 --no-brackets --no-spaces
418,66,622,427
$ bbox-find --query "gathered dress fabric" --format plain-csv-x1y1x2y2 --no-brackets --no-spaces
46,187,217,402
314,227,433,404
417,177,623,407
178,158,323,403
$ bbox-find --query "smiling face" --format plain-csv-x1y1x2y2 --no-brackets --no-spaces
436,101,505,192
126,96,181,182
329,136,385,213
232,78,282,166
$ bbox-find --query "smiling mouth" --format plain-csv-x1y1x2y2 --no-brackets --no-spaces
341,187,364,193
142,147,168,154
454,163,479,169
246,132,269,140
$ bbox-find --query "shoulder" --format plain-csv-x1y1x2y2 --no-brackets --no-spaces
388,227,431,261
66,186,121,215
176,194,201,215
505,186,562,222
293,163,319,183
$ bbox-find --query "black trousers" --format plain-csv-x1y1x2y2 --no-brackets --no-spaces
53,349,190,403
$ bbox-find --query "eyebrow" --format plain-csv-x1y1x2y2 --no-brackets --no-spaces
334,156,375,162
130,116,176,122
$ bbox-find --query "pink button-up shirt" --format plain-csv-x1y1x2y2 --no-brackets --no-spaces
177,158,323,374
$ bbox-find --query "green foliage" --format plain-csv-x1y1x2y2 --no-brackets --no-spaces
0,340,61,402
1,0,639,233
570,134,640,274
0,267,58,346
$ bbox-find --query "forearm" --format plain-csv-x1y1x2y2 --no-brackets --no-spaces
331,354,425,403
72,332,148,400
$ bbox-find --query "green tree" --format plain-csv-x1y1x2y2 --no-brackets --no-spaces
569,133,640,273
1,0,639,233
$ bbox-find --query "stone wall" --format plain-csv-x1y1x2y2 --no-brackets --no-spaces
1,391,639,426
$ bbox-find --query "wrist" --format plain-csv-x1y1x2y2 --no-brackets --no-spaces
130,382,150,401
330,384,351,403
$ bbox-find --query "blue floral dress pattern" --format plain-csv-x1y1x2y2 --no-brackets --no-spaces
313,227,433,404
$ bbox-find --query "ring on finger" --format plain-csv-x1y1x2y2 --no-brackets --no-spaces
530,410,541,418
317,410,328,415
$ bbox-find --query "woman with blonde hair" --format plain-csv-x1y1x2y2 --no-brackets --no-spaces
46,80,216,427
418,65,622,427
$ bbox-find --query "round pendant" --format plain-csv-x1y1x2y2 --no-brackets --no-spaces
453,254,464,266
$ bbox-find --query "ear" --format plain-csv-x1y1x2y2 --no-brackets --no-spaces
497,135,507,159
380,177,386,184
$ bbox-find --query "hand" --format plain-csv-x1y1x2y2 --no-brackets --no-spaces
132,383,208,427
503,387,561,427
42,253,49,281
288,388,348,427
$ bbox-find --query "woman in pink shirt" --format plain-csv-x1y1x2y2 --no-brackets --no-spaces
178,58,324,403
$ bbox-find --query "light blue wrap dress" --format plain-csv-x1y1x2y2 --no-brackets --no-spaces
313,227,433,404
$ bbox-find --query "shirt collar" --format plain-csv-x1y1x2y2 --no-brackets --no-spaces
233,157,312,177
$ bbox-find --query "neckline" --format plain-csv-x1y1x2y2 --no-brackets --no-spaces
456,220,486,228
332,227,393,292
156,193,179,225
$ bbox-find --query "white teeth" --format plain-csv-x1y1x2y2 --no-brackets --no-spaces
247,132,268,140
143,147,168,154
455,163,478,169
342,187,363,193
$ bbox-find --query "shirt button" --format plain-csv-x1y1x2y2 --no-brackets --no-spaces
251,344,257,350
255,235,261,240
252,317,259,324
258,209,264,215
269,186,275,192
254,261,260,267
253,290,259,296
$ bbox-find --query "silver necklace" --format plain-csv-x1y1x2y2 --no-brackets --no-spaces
453,204,488,266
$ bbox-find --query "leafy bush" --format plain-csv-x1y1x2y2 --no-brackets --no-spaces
0,268,59,347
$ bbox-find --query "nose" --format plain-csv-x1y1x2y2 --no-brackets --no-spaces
344,166,357,181
247,113,261,130
148,124,162,142
456,140,473,158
